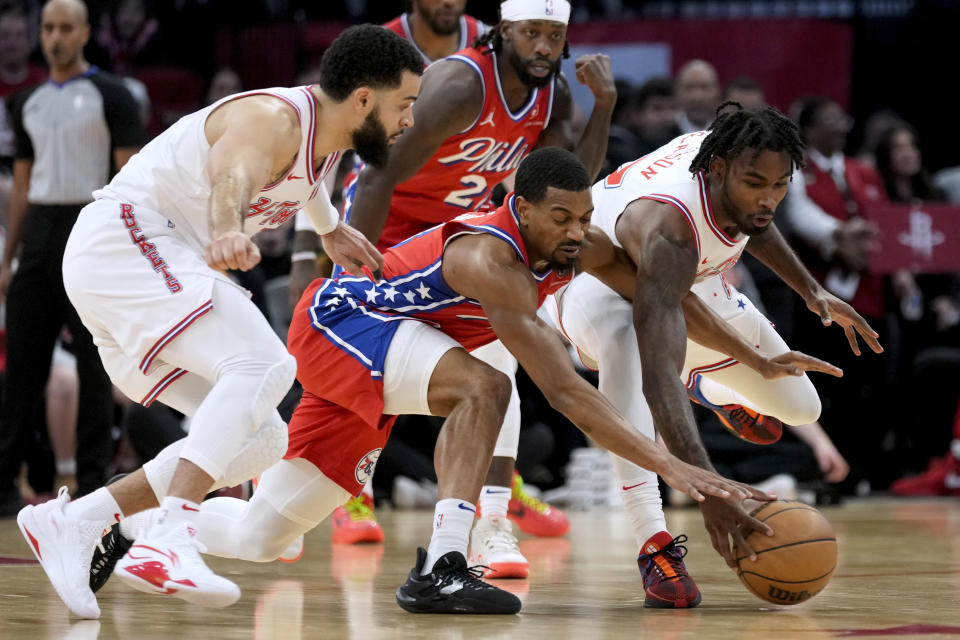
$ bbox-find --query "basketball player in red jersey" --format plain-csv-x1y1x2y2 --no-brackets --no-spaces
294,0,615,576
384,0,488,65
180,148,775,615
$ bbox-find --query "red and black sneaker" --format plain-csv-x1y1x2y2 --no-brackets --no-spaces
637,533,701,609
687,374,782,445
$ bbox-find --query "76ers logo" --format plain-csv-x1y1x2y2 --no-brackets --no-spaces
355,448,382,485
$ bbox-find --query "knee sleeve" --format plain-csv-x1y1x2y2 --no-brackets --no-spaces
251,353,297,428
198,495,305,563
212,411,289,490
179,356,294,480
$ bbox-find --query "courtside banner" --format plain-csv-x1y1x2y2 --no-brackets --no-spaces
865,202,960,274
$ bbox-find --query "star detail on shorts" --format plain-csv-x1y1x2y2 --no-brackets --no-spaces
403,290,416,304
333,286,349,297
383,286,398,302
365,286,380,303
737,298,746,309
416,282,432,300
325,297,341,308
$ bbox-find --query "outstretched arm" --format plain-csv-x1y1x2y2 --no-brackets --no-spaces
747,223,883,355
580,225,843,381
443,234,763,504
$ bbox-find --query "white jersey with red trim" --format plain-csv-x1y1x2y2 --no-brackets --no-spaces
594,130,748,284
95,85,340,254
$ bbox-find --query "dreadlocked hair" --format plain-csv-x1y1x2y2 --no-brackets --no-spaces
688,101,806,175
473,21,571,60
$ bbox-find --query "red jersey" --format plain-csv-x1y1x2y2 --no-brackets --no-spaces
344,45,556,250
288,195,573,428
383,13,488,66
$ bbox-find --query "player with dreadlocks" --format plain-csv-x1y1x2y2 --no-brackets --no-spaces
545,102,883,607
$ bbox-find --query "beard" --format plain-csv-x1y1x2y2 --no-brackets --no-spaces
421,5,460,35
507,47,561,89
352,107,391,169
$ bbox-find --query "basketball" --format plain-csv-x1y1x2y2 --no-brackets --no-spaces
734,501,838,605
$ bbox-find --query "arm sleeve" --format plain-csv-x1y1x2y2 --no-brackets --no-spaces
298,182,340,235
8,89,35,161
95,74,148,148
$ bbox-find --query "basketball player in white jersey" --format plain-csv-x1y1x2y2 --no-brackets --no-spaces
16,25,423,619
547,103,882,607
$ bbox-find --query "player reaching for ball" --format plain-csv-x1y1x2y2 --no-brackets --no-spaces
544,102,882,607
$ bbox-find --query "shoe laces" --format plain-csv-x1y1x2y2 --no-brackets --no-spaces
344,496,377,522
512,474,549,514
437,562,496,592
476,517,521,554
638,535,691,585
727,405,760,427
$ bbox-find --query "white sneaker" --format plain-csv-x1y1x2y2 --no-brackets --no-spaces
468,516,529,579
278,535,304,563
115,521,241,608
16,487,102,619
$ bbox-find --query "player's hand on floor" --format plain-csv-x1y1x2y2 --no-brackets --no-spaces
205,231,261,271
698,495,775,568
320,220,383,278
806,290,883,356
759,350,843,379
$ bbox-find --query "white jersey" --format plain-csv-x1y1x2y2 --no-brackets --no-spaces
592,130,748,284
95,85,341,254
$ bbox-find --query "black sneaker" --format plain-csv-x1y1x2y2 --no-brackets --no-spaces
89,522,133,593
396,547,521,614
89,473,132,593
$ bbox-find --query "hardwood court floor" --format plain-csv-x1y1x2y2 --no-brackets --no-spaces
1,499,959,639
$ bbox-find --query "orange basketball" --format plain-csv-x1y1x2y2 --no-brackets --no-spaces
733,500,838,605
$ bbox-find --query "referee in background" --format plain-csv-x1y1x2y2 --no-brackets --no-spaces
0,0,145,515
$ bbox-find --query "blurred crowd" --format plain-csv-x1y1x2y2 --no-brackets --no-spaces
0,0,957,519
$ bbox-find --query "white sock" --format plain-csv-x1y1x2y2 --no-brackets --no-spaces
119,509,157,540
698,376,752,408
423,498,475,574
151,496,202,536
478,485,510,519
63,487,122,526
619,474,668,551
